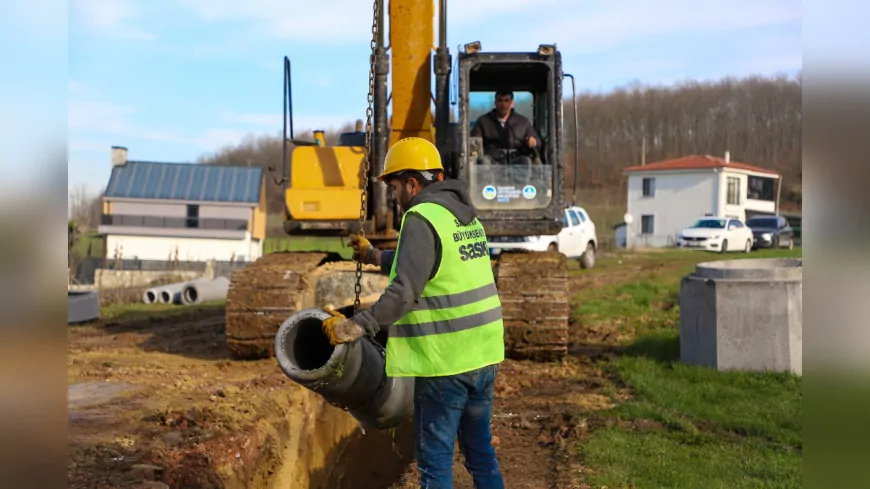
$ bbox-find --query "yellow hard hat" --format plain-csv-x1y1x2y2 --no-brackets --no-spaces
376,137,444,181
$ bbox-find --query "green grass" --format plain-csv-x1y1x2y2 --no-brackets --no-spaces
264,236,354,259
72,232,104,258
100,300,225,323
572,247,802,488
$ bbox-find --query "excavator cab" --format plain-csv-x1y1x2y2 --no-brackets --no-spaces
450,44,572,238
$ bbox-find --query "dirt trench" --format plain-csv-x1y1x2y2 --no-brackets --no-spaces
67,307,420,489
68,299,616,489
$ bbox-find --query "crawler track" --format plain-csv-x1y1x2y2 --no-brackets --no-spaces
225,252,390,360
225,252,330,359
495,251,569,361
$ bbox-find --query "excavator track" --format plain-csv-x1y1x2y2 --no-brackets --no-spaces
225,252,329,359
494,251,569,361
225,252,391,360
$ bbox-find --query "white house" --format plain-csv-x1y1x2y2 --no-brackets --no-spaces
622,153,781,248
98,147,267,263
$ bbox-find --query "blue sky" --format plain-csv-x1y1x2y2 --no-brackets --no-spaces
61,0,803,196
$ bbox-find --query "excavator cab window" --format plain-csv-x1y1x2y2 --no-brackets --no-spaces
458,55,560,215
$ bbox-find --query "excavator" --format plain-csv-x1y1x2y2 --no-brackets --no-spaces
225,0,583,363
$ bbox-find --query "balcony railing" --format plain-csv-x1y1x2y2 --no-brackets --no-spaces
101,214,248,231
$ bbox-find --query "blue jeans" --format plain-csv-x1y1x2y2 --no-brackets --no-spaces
414,363,504,488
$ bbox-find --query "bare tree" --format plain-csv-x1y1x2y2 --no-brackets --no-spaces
68,184,102,231
200,72,803,211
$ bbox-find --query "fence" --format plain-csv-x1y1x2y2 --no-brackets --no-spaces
72,257,250,285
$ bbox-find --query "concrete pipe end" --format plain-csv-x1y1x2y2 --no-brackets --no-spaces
69,291,101,324
274,308,350,383
142,289,158,304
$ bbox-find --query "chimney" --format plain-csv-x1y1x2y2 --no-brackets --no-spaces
111,146,128,166
724,150,730,163
355,119,364,132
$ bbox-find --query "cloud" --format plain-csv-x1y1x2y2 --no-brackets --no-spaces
68,100,286,155
70,0,157,40
526,0,801,55
178,0,798,51
178,0,375,44
177,0,565,44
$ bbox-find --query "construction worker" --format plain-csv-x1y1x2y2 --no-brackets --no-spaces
322,137,506,488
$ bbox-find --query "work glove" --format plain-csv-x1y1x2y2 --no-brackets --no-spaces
321,306,366,345
348,234,375,264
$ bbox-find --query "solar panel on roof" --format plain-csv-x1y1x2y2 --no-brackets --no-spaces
103,161,262,203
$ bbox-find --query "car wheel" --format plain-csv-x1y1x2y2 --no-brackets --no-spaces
719,239,728,253
773,236,780,248
580,242,595,269
548,242,558,253
744,239,752,253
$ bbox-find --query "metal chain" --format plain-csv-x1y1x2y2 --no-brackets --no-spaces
354,0,379,316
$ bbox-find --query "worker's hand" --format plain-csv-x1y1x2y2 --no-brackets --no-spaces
322,316,365,345
526,136,537,148
348,234,374,264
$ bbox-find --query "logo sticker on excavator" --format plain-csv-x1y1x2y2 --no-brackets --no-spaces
522,185,537,199
482,185,497,200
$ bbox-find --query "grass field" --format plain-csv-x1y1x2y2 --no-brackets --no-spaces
100,300,225,323
570,247,802,488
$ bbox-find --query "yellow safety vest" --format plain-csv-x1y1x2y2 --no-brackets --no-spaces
385,202,505,377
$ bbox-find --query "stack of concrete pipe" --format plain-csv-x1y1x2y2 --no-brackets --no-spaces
141,276,230,305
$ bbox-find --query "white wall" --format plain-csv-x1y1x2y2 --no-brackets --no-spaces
105,233,263,262
626,171,717,248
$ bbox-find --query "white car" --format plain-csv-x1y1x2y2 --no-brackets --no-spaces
678,217,754,253
488,205,598,268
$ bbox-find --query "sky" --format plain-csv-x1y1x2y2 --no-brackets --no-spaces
57,0,804,197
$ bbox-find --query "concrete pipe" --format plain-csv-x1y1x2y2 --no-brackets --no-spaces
142,288,159,304
68,291,101,324
274,308,414,430
159,277,209,304
181,276,230,305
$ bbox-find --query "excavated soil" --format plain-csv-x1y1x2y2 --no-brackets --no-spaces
67,254,663,488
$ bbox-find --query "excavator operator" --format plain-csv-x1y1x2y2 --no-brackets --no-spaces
471,90,542,165
321,137,507,488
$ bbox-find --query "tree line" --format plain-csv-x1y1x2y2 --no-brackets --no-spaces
196,73,802,212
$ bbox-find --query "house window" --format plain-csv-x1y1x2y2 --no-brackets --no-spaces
726,177,741,205
747,175,776,201
642,177,655,197
641,215,654,235
186,204,199,228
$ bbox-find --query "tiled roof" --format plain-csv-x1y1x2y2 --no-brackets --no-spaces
104,161,263,204
623,155,779,176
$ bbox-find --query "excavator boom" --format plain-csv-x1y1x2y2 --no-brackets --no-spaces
225,0,574,361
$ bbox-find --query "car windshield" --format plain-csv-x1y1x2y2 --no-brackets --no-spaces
690,219,726,229
746,218,778,228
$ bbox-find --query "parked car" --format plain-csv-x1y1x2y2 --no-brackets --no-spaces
745,215,795,250
488,205,598,269
677,217,754,253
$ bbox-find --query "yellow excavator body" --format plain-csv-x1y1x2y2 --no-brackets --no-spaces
284,145,366,221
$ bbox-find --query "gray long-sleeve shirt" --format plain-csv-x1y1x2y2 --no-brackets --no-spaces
352,179,477,335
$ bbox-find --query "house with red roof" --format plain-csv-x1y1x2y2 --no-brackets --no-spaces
621,152,781,248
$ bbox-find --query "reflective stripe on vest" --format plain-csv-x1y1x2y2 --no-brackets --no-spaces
385,202,505,377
